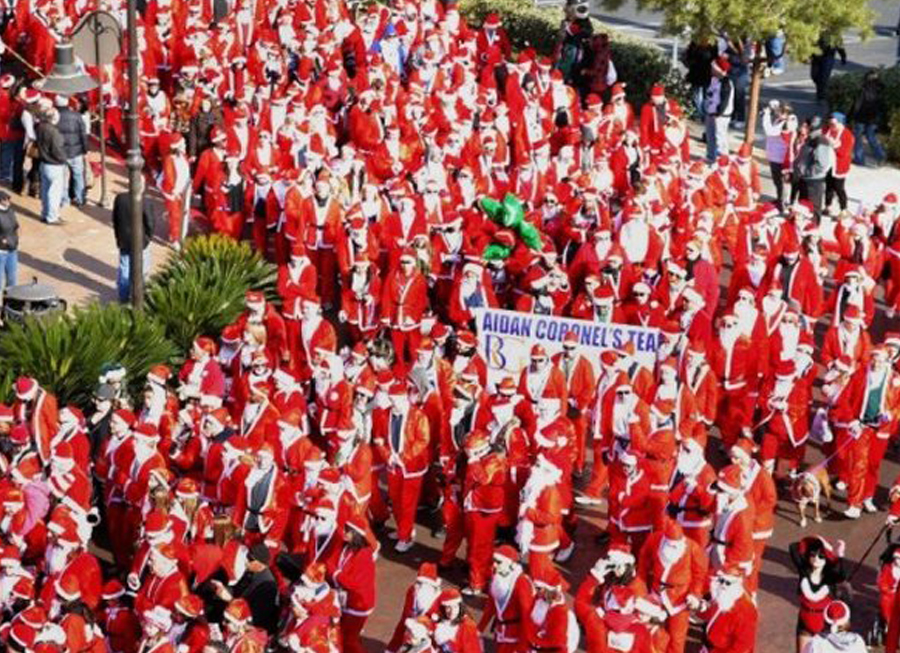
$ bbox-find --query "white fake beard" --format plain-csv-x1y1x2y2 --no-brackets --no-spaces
492,404,514,426
733,302,757,338
351,271,368,296
414,584,439,614
711,582,743,611
778,323,799,359
659,537,686,565
313,517,335,538
530,598,550,625
719,327,738,350
45,545,73,575
676,450,704,477
762,295,782,318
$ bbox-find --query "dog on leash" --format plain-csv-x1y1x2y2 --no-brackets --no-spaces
791,467,833,528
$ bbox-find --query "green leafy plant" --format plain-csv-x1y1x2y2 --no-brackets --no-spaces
146,234,278,354
887,109,900,164
0,304,178,407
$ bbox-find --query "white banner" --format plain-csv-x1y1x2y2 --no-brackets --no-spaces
474,308,661,385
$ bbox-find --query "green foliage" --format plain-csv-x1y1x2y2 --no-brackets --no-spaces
887,110,900,164
146,234,278,354
459,0,687,109
609,0,874,63
0,304,178,408
827,66,900,130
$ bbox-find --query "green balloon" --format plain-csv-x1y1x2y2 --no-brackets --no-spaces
479,192,544,253
483,243,513,261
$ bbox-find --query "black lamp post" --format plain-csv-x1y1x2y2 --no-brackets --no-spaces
125,0,144,309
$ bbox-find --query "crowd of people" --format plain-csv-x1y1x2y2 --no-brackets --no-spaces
0,0,899,651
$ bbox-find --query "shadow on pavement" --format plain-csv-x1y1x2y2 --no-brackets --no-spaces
17,250,112,301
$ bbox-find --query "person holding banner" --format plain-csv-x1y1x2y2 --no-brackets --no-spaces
553,332,597,476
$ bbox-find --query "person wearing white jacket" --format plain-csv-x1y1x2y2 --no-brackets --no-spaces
802,601,869,653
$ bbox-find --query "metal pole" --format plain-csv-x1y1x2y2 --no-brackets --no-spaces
93,15,108,208
125,0,144,308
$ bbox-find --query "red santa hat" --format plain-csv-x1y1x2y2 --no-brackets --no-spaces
14,376,37,400
209,126,226,144
417,562,440,585
884,193,898,206
493,544,520,564
8,424,29,446
175,594,205,619
193,337,217,356
174,478,199,499
650,84,665,99
0,74,15,89
12,577,34,602
729,438,755,464
716,464,744,495
824,600,850,627
102,579,126,600
483,12,501,28
9,624,35,651
610,83,626,100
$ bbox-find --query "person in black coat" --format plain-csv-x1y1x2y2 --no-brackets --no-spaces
207,543,280,634
851,70,887,165
55,95,88,206
809,34,847,101
112,181,156,302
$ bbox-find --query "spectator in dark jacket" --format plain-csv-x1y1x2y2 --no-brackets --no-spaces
35,109,67,224
682,38,717,118
0,191,19,321
112,179,155,302
188,97,223,160
809,34,846,101
55,95,89,206
851,70,886,166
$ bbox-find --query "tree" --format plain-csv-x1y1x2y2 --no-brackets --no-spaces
601,0,875,143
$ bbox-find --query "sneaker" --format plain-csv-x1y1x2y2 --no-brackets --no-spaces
887,308,896,320
575,495,603,506
555,542,575,563
388,530,399,540
863,498,878,513
843,506,861,520
834,481,847,493
461,586,482,597
395,539,414,553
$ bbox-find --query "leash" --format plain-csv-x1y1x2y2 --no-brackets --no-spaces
848,522,890,582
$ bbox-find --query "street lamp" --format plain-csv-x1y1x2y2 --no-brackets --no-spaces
125,0,144,309
34,43,98,95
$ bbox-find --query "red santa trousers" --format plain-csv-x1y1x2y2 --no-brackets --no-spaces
582,441,608,499
571,413,589,474
165,198,185,243
391,328,422,374
387,470,424,542
826,426,853,483
747,538,768,594
682,526,710,550
369,467,390,525
717,389,753,448
439,491,464,567
864,432,892,501
847,428,873,508
465,510,500,590
665,610,691,653
760,431,806,471
211,210,243,241
340,613,368,653
501,466,528,528
309,247,337,308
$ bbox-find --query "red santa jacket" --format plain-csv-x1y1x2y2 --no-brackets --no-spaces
375,406,431,478
701,594,758,653
637,531,707,615
333,544,376,616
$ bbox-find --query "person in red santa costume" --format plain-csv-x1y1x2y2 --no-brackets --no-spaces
725,439,776,597
479,545,535,653
13,375,59,465
178,338,226,408
639,84,688,161
526,562,575,653
232,443,288,554
375,381,430,552
757,356,814,476
516,453,565,572
301,169,344,310
133,543,188,614
552,332,597,475
332,514,377,653
830,346,899,519
381,248,429,373
695,565,758,653
431,588,482,652
223,598,268,653
340,260,383,346
386,563,442,653
607,447,653,556
636,516,707,653
708,465,755,578
668,438,717,549
139,607,177,653
460,430,507,596
157,134,191,247
518,344,568,410
711,313,755,449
